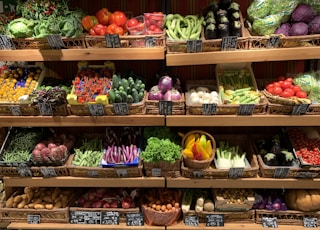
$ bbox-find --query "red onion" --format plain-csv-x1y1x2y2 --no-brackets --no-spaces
148,85,163,100
158,75,173,93
163,88,181,101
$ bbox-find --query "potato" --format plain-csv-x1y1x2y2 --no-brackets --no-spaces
34,204,45,209
5,197,14,208
42,195,53,203
17,201,26,209
53,201,62,209
12,202,18,208
24,187,33,194
13,195,23,204
45,204,54,210
28,203,35,209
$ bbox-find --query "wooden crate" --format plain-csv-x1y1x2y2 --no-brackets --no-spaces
145,93,185,115
143,159,181,178
67,154,143,178
183,210,255,223
255,210,320,225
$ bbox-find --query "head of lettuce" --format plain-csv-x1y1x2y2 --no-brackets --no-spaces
7,18,35,38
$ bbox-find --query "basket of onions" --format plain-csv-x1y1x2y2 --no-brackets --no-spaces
146,75,185,115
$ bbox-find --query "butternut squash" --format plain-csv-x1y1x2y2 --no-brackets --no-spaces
286,189,320,212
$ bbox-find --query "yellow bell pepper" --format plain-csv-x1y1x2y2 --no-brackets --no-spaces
183,148,194,159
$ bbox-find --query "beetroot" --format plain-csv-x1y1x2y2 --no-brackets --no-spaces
292,4,314,23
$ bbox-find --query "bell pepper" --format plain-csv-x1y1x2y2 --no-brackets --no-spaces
183,148,194,159
196,142,210,160
193,143,203,161
81,15,98,31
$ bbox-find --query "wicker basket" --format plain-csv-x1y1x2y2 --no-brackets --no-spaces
184,210,255,223
255,210,320,225
145,93,185,115
143,159,181,177
85,33,165,48
181,130,216,170
67,154,143,178
142,204,181,226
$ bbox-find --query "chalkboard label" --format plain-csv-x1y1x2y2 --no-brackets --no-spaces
238,104,255,116
105,34,121,48
126,212,144,226
17,166,32,177
202,103,217,115
297,171,319,178
193,170,204,178
0,35,15,50
70,211,102,224
159,100,172,115
39,103,53,116
101,211,120,225
303,217,318,228
113,103,129,115
185,215,199,226
292,104,310,115
206,214,224,226
87,170,99,177
8,106,21,116
267,36,280,48
229,167,244,178
221,36,238,51
151,168,162,177
273,167,290,178
40,167,57,177
116,169,128,177
145,36,156,47
88,104,105,116
262,217,278,228
27,214,40,224
187,40,202,53
46,34,66,49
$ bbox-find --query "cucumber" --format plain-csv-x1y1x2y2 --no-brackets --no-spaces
108,89,116,104
132,88,139,103
120,91,127,102
127,95,134,104
138,91,144,101
121,78,129,90
139,83,145,90
114,93,122,103
126,87,132,95
112,74,121,89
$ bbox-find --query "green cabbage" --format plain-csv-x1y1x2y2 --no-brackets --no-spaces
7,18,35,38
247,0,273,22
271,0,300,22
252,14,283,35
294,72,320,103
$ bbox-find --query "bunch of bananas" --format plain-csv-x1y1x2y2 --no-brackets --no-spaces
182,132,213,161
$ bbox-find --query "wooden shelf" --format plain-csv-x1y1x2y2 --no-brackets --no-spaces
0,115,165,127
7,223,163,230
166,177,320,189
166,115,320,127
166,46,320,66
0,48,165,61
3,176,165,188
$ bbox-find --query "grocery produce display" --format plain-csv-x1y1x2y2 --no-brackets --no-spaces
1,0,320,229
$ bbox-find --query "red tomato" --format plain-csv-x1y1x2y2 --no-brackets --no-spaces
136,22,145,31
291,85,301,93
266,83,274,89
148,24,157,31
114,26,124,36
273,82,281,87
92,24,107,36
272,86,283,95
110,11,127,27
106,23,118,34
127,18,138,28
154,27,162,33
296,90,307,98
267,87,274,93
285,77,293,82
283,88,295,97
281,80,292,89
95,8,111,25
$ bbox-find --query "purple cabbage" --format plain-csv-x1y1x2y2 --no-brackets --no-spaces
308,14,320,34
289,22,309,36
275,23,291,36
291,4,314,23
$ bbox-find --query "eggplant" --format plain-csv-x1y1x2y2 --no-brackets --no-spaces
278,150,294,166
228,2,241,13
264,153,278,166
205,23,219,40
219,0,232,10
270,135,281,154
205,10,215,19
230,12,240,22
218,23,230,37
206,16,216,25
216,9,228,18
231,20,242,37
219,15,229,24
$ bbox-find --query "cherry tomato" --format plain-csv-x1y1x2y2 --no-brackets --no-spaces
148,24,157,31
296,90,307,98
272,86,283,95
127,18,138,28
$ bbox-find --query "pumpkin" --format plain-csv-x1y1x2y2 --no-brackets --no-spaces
285,189,320,212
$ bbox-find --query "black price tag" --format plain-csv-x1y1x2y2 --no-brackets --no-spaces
101,211,120,225
27,214,40,224
40,167,57,177
159,100,172,115
267,36,280,48
187,40,202,53
113,103,129,115
273,167,290,178
221,36,238,51
206,214,224,227
46,34,66,49
145,36,156,47
88,104,105,116
229,167,244,178
303,217,318,228
88,170,99,177
292,104,310,115
116,169,128,177
151,168,162,177
105,34,121,48
262,217,278,228
238,104,255,116
8,106,21,116
193,171,204,178
0,35,15,50
17,166,32,177
185,216,199,226
39,103,53,116
70,211,102,224
126,213,144,226
297,171,319,178
202,103,217,115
